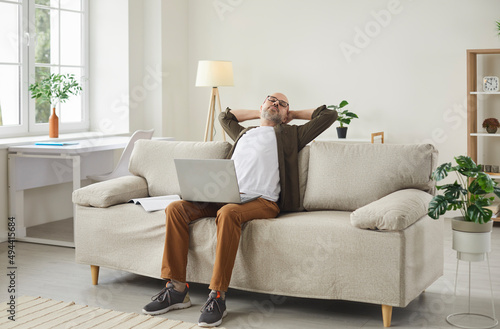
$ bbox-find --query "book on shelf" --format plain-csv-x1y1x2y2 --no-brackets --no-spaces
129,195,180,212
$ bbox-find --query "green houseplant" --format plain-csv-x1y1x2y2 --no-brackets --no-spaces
429,155,500,328
428,155,500,224
327,100,358,138
29,72,82,138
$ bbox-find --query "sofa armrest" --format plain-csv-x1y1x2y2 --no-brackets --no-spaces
72,176,149,208
350,189,433,231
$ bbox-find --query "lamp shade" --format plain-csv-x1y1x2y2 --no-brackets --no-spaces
196,60,234,87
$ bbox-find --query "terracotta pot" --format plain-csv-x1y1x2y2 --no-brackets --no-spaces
486,126,498,134
49,107,59,138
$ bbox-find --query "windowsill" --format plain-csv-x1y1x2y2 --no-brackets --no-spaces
0,131,129,149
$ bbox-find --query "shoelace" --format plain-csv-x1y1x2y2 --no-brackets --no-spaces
200,294,221,314
151,286,171,304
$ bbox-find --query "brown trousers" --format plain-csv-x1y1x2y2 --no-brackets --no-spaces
161,198,280,291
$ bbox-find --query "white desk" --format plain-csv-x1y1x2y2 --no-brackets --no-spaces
7,136,171,247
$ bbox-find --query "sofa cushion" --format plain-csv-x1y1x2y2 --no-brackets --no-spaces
129,140,232,197
303,142,438,211
72,176,148,208
350,189,433,231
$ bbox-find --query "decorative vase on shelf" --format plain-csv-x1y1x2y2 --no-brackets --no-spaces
49,107,59,138
482,118,499,134
486,126,498,134
336,127,348,139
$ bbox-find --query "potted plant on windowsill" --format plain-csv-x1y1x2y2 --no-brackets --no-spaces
29,73,82,138
428,155,500,261
327,100,358,138
482,117,500,134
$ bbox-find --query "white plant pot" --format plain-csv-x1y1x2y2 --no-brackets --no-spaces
451,217,493,262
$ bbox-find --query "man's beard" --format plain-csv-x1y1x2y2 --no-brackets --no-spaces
262,106,282,124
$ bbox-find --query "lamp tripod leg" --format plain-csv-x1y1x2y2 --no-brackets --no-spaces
204,88,217,142
214,87,226,142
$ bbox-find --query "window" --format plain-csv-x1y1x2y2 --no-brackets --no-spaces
0,0,88,137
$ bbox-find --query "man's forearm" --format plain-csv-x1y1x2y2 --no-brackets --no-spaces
228,109,260,122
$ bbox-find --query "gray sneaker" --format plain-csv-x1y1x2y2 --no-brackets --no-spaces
198,291,227,327
142,281,191,315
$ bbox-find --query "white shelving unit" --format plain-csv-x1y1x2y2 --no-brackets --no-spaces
467,50,500,220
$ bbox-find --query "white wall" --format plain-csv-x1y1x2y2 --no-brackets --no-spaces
162,0,189,139
186,0,500,166
2,0,499,240
89,0,130,134
128,0,189,138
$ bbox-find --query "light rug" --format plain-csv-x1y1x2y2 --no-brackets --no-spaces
1,296,225,329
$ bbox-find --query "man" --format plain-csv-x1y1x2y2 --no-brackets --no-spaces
142,93,337,327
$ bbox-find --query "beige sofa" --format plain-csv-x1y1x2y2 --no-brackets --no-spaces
72,140,443,327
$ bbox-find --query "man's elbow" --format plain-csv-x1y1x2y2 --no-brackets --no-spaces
321,108,338,125
330,109,338,123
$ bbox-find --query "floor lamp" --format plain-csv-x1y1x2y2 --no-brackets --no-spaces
196,60,234,142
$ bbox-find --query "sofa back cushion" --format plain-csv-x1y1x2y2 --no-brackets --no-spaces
129,140,232,197
303,142,438,211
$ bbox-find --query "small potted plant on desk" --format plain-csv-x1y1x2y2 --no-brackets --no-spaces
428,155,500,261
29,73,82,138
327,100,358,138
482,117,500,134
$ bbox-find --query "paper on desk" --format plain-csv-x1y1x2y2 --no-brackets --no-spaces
129,195,181,212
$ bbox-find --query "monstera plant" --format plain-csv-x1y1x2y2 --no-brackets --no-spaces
428,155,500,224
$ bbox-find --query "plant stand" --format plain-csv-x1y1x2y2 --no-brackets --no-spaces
447,230,498,329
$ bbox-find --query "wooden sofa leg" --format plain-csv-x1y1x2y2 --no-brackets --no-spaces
382,304,392,327
91,265,100,285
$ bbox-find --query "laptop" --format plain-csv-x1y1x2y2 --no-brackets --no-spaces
174,159,261,204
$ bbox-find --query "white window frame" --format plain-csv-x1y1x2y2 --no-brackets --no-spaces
0,0,88,138
0,0,27,136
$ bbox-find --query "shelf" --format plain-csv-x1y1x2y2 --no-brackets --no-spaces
470,91,500,95
486,172,500,179
470,133,500,137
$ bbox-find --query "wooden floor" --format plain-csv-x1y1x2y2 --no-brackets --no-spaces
1,218,499,328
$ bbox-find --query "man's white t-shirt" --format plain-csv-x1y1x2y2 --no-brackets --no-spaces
230,126,280,202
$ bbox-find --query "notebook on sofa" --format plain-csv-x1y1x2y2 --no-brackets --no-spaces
174,159,261,204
